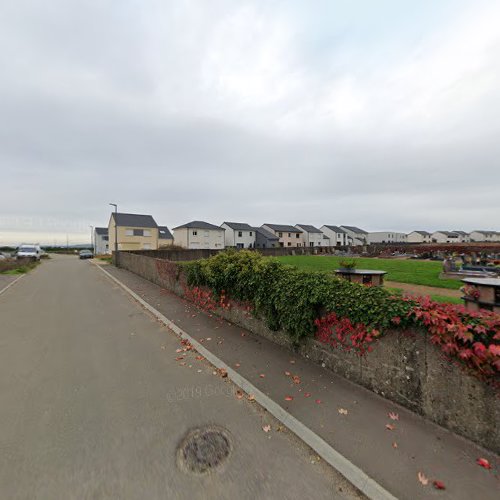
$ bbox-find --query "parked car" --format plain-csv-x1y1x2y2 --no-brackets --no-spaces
16,244,42,261
79,249,94,259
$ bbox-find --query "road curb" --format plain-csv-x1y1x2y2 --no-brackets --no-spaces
0,274,24,296
95,263,397,500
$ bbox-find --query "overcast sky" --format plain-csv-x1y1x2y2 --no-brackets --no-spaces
1,0,499,245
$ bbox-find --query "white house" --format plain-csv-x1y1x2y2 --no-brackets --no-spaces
221,222,256,248
407,231,432,243
94,227,109,254
470,230,500,242
367,232,407,244
340,226,369,244
431,231,461,243
295,224,324,247
451,231,470,243
320,225,348,246
172,221,225,249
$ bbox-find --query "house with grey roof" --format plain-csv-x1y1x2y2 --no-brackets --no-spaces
470,230,500,242
254,227,279,248
158,226,174,247
221,222,256,248
108,212,159,251
320,225,348,247
407,231,432,243
261,224,303,247
94,227,109,254
295,224,323,247
431,231,461,243
172,221,225,249
340,225,369,245
367,232,407,244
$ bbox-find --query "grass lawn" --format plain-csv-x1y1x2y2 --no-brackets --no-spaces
276,255,462,290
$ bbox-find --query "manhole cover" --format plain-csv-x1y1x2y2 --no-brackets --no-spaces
177,425,232,475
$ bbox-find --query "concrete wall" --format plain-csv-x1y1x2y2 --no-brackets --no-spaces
117,251,500,453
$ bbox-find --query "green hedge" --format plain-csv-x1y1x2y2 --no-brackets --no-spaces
181,250,412,340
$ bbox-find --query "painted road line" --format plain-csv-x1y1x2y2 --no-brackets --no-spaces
95,263,397,500
0,274,24,296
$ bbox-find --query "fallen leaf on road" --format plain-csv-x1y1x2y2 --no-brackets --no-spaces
235,363,241,368
218,368,228,378
315,399,322,404
304,392,311,398
433,480,446,490
417,472,429,486
388,412,399,420
338,408,348,415
241,333,246,337
175,356,184,361
385,424,396,431
206,337,212,341
290,360,296,364
476,458,491,469
259,374,266,378
292,375,301,384
195,356,204,361
392,442,398,449
284,371,291,376
175,349,183,353
284,396,294,401
160,345,165,350
247,394,255,402
235,390,244,400
262,425,271,433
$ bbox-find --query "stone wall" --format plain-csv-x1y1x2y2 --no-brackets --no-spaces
117,252,500,453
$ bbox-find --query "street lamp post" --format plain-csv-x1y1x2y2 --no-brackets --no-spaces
109,203,118,265
89,225,94,255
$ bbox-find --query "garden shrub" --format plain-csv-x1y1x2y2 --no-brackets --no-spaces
179,250,499,383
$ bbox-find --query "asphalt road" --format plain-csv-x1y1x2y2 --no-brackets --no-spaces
0,255,361,499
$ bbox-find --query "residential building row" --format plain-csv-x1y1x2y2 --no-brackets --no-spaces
92,212,500,253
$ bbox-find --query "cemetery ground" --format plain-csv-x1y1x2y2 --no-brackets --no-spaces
276,255,468,303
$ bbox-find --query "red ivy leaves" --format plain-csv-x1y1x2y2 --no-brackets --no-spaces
315,294,500,383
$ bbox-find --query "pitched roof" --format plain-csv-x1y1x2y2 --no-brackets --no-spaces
340,225,368,234
434,231,459,237
111,213,158,228
158,226,173,239
295,224,322,233
94,227,108,235
452,230,469,236
322,225,346,233
222,222,254,231
471,230,499,235
263,224,302,233
172,221,224,231
411,231,431,236
254,227,279,240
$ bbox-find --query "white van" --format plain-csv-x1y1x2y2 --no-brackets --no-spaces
16,244,42,261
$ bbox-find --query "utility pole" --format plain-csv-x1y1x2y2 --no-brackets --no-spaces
109,203,118,265
90,225,94,254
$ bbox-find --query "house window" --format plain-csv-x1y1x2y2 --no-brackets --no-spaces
144,230,151,237
310,242,314,247
249,232,253,236
125,229,133,236
278,232,283,237
192,231,197,236
296,233,300,238
287,242,291,246
238,231,242,237
288,233,291,237
133,229,144,236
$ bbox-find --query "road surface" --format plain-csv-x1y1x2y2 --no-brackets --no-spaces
0,255,361,499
